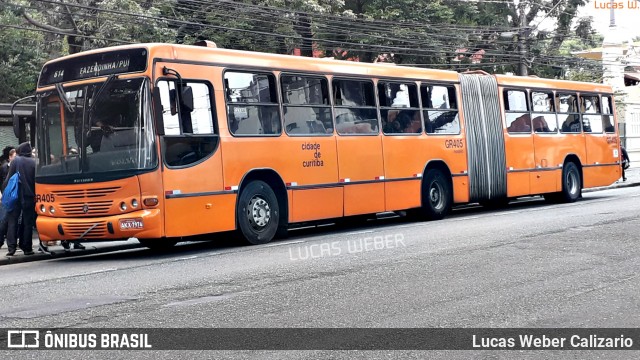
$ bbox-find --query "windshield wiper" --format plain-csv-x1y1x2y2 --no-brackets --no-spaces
90,74,117,112
55,83,75,113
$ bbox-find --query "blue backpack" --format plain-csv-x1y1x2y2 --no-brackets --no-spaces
2,172,20,212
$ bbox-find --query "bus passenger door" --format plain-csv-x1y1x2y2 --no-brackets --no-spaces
582,94,619,187
155,63,229,237
333,78,385,216
502,89,534,197
336,133,385,216
529,92,560,194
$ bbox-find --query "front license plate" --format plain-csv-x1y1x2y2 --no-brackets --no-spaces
119,218,144,230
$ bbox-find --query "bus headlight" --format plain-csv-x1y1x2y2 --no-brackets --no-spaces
131,199,139,208
120,202,127,211
49,206,55,214
40,204,46,213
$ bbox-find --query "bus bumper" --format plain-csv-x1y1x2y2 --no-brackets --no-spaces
36,209,163,242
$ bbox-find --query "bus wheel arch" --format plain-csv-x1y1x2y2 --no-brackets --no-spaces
414,160,453,220
236,169,289,244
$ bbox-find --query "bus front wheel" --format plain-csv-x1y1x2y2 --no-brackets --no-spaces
237,180,280,245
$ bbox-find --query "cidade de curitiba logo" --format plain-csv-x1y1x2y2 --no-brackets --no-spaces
6,330,152,349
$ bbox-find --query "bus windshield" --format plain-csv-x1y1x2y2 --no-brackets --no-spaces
36,77,157,180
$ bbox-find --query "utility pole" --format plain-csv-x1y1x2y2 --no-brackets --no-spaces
517,6,528,76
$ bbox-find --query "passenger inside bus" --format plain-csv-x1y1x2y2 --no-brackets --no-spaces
532,116,551,133
561,115,581,132
507,114,531,133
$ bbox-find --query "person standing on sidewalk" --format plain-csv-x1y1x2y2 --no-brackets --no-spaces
0,147,16,250
2,142,36,256
621,146,630,182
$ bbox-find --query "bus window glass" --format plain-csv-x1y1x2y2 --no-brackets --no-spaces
531,92,557,133
504,89,530,134
422,85,459,134
158,80,218,167
379,82,421,134
333,79,378,135
225,71,281,135
187,83,214,134
602,96,615,133
557,93,581,133
581,95,602,133
158,81,180,135
44,102,65,165
281,75,332,135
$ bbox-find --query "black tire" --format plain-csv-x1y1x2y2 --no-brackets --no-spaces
237,180,280,245
416,169,452,220
139,238,178,251
560,162,581,202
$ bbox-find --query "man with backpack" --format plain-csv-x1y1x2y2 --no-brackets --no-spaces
2,142,36,256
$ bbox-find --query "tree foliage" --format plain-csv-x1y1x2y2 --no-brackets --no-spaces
0,3,47,102
0,0,607,102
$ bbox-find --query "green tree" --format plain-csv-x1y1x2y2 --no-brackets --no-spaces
0,4,47,102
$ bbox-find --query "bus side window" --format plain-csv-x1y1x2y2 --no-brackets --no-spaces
281,74,332,135
224,71,281,136
580,94,602,133
157,79,217,167
530,91,557,133
602,95,615,133
557,93,581,133
379,81,421,134
422,84,459,135
333,79,378,135
504,89,530,134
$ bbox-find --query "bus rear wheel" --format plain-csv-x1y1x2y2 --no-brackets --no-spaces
237,180,280,245
560,162,581,202
413,169,452,220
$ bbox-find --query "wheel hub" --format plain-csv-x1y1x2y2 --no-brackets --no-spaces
248,196,271,228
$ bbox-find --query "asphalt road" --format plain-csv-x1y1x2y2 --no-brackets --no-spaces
1,187,640,359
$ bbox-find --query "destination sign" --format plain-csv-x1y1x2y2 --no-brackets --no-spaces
39,48,148,86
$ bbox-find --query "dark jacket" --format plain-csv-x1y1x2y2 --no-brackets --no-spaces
2,142,36,203
0,160,9,187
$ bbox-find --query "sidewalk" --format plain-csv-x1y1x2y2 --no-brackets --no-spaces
1,166,639,266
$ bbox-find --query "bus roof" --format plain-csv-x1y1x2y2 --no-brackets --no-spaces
40,43,612,93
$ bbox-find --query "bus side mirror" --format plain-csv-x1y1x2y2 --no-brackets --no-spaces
180,86,194,112
153,86,165,136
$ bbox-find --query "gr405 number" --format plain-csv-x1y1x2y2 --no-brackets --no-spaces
35,194,56,202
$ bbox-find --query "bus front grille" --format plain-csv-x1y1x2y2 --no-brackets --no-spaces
62,221,109,238
52,187,121,199
59,201,113,216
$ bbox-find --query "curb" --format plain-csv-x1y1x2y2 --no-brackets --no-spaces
583,180,640,193
0,242,143,266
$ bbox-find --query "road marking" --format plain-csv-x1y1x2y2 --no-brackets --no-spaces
178,256,198,260
87,268,117,274
264,240,305,247
566,273,640,299
344,230,375,236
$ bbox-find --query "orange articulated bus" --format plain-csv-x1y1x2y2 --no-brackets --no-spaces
27,43,621,249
